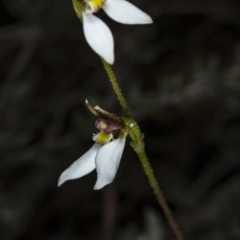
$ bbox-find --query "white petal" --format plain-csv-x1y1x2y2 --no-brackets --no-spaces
82,12,114,64
58,143,101,186
103,0,153,24
94,137,126,190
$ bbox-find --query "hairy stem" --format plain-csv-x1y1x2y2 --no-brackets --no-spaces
100,40,185,240
131,139,185,240
102,61,185,240
101,59,131,118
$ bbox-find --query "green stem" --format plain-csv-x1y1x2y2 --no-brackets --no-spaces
102,60,185,240
131,139,184,240
101,59,131,118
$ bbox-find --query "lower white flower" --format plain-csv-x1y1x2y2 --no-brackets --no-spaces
80,0,153,64
58,133,126,190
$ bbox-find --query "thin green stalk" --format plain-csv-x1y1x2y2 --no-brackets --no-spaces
102,61,185,240
132,142,185,240
101,59,131,118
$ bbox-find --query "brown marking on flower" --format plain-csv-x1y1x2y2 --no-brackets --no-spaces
95,118,122,134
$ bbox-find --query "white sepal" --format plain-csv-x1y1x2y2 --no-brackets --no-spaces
103,0,153,25
58,143,101,186
82,12,114,64
94,136,126,190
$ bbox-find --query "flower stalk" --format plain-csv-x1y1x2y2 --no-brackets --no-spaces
131,142,184,240
102,60,185,240
101,58,131,118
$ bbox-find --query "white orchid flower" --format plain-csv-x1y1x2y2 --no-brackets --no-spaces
58,132,126,190
80,0,153,64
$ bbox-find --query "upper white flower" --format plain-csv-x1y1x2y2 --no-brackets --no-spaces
81,0,153,64
58,132,126,190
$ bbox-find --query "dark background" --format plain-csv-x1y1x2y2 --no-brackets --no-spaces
0,0,240,239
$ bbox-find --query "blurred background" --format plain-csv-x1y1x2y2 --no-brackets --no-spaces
0,0,240,239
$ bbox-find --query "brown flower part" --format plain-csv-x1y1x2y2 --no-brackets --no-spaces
95,118,122,134
85,99,126,133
